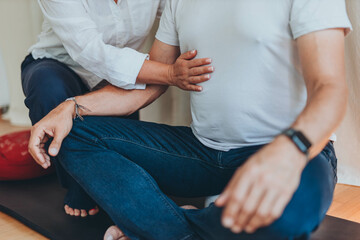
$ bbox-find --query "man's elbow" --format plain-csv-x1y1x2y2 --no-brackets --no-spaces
309,76,348,100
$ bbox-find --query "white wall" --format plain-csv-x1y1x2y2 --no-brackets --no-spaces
334,0,360,186
0,49,10,108
0,0,42,125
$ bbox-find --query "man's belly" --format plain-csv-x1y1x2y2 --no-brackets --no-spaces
189,79,307,151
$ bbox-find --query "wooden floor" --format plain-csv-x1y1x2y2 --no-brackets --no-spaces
0,118,359,240
327,184,360,223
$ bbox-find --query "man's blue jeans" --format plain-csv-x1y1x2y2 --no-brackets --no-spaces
58,116,338,240
21,54,139,210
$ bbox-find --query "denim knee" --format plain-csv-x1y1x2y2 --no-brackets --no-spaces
59,120,98,165
268,150,336,239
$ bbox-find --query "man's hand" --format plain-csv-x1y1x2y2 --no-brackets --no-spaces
28,101,75,169
168,50,213,92
215,136,307,234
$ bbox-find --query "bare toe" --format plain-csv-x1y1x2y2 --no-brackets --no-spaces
74,209,81,216
89,206,100,216
67,206,75,216
64,205,99,217
64,205,70,215
104,225,129,240
81,209,88,217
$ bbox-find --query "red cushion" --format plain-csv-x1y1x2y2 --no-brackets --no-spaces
0,130,54,181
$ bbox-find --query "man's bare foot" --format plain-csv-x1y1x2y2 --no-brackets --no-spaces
64,205,99,217
104,226,130,240
181,205,198,210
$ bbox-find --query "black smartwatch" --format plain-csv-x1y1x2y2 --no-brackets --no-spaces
282,128,312,158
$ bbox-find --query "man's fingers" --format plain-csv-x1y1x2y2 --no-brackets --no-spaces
40,152,51,169
271,194,291,221
215,180,235,207
41,135,49,144
179,50,197,60
222,197,243,230
221,175,252,230
48,133,65,157
189,66,214,77
188,58,212,68
29,147,48,169
216,171,242,207
231,183,264,233
29,127,47,165
242,189,277,233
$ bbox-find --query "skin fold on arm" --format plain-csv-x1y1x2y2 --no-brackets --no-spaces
28,40,185,169
215,28,348,234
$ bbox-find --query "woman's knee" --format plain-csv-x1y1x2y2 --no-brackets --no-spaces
24,66,70,99
23,63,84,123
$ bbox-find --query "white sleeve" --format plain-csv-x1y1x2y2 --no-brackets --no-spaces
290,0,352,39
155,0,180,46
38,0,147,90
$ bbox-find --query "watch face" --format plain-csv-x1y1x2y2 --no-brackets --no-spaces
296,131,312,149
293,135,308,153
283,128,312,154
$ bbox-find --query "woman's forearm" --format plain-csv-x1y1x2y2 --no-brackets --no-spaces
136,40,213,91
136,60,172,85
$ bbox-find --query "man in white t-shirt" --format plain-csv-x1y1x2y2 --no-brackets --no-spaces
29,0,352,239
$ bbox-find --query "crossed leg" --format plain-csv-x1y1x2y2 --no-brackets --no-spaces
58,116,337,240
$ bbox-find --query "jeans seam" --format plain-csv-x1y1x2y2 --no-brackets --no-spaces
100,137,230,169
322,147,337,181
217,151,223,166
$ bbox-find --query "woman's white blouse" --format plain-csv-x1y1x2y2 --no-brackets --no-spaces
30,0,165,90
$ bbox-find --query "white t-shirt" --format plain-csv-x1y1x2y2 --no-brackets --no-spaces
30,0,165,90
156,0,352,151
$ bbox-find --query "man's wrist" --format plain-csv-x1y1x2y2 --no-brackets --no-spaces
282,128,312,160
274,135,308,166
65,97,91,120
62,100,76,119
73,96,88,116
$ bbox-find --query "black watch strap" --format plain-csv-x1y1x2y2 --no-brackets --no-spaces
282,128,312,157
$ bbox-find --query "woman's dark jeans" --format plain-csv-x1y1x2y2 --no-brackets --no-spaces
58,116,337,240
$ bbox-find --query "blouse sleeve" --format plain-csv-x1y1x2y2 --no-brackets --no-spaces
38,0,147,90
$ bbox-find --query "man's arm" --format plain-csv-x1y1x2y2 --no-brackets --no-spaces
28,40,181,169
292,28,347,156
215,28,347,233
